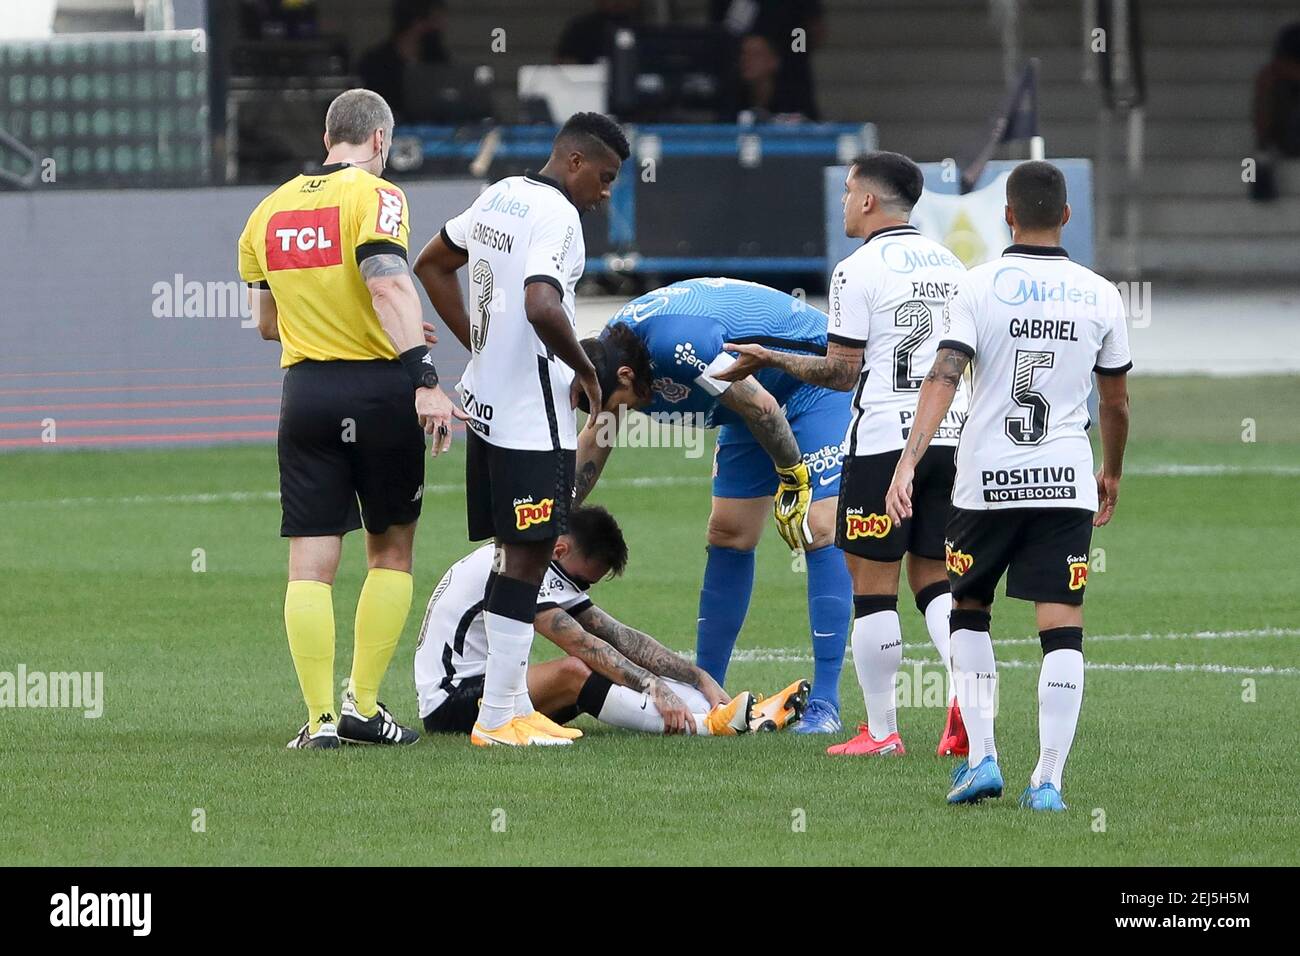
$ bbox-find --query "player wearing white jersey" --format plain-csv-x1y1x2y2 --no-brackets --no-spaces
885,161,1132,812
414,506,807,738
413,113,630,747
721,152,971,759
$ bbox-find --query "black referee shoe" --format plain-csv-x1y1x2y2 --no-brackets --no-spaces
287,715,340,750
337,694,420,746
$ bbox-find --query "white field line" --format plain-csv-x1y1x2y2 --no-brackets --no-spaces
4,461,1297,509
727,628,1299,677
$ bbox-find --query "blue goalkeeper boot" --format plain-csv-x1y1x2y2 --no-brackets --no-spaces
790,698,842,735
1019,782,1068,812
946,754,1004,804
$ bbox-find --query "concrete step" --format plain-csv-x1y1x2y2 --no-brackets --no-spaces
1137,236,1300,274
1137,196,1300,236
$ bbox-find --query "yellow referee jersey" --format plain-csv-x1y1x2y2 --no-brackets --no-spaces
238,163,411,367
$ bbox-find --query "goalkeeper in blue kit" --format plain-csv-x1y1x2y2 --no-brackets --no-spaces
573,278,854,733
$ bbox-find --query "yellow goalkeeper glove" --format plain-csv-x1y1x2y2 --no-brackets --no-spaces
773,460,813,551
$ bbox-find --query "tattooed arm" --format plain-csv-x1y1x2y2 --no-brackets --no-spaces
717,376,801,469
534,606,698,730
576,605,729,707
573,412,616,505
534,606,658,691
884,347,969,523
713,340,863,392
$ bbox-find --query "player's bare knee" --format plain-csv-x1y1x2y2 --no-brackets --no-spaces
560,656,592,694
706,519,759,551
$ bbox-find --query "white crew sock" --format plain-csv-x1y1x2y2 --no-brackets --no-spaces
921,589,957,703
1032,648,1085,790
950,613,998,764
851,599,902,740
479,610,534,730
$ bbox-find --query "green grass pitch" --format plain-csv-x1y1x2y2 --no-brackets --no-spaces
1,375,1297,866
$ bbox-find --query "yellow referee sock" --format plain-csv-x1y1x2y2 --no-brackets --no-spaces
284,580,336,733
350,568,413,718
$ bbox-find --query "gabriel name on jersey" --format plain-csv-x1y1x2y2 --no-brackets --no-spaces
827,225,970,457
940,245,1133,511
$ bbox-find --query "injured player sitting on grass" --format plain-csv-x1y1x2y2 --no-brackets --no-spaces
414,505,809,740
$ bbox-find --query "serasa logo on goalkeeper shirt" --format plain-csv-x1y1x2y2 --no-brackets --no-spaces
266,208,343,271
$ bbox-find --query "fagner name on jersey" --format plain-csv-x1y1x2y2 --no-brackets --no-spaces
910,280,960,301
1009,317,1079,341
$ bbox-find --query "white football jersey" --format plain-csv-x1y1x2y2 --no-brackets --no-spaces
940,245,1132,511
442,174,585,451
413,543,593,718
828,225,969,457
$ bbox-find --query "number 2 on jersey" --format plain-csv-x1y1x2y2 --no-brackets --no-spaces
892,300,933,392
470,259,494,353
1006,349,1054,445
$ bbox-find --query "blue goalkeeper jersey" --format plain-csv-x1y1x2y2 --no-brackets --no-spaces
605,278,831,428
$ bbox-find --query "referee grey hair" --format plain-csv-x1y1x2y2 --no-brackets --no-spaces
325,89,394,146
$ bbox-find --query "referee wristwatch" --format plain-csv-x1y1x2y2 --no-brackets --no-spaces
417,365,439,389
400,345,439,390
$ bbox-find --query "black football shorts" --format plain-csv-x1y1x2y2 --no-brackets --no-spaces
944,506,1095,606
464,429,575,544
278,359,425,537
836,445,956,562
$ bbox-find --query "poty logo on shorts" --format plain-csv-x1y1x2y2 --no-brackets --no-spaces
673,342,706,371
652,376,690,403
945,544,974,576
1067,556,1089,590
375,188,404,239
513,497,554,530
844,509,891,540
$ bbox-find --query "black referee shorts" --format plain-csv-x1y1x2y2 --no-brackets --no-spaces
464,429,574,544
836,446,956,562
278,359,426,537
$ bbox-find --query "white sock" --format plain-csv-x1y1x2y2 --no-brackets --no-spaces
596,683,713,735
1032,648,1085,790
950,614,998,764
851,601,902,740
921,589,957,703
479,610,533,730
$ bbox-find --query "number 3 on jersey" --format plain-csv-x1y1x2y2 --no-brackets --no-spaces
470,259,494,353
1006,349,1054,445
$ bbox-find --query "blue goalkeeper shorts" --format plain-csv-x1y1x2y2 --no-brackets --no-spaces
711,384,850,501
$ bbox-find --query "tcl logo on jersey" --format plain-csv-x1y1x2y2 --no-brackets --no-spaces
375,188,405,239
945,544,974,576
1068,560,1089,590
513,497,553,531
844,510,891,540
266,208,343,271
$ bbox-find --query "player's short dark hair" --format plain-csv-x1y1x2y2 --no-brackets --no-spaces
1006,160,1068,230
579,322,654,411
566,505,628,578
849,150,924,212
556,112,631,162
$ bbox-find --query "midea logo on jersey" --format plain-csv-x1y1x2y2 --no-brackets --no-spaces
673,342,706,371
881,242,960,274
993,267,1098,307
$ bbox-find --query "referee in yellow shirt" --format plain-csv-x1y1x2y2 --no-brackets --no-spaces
238,89,456,749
